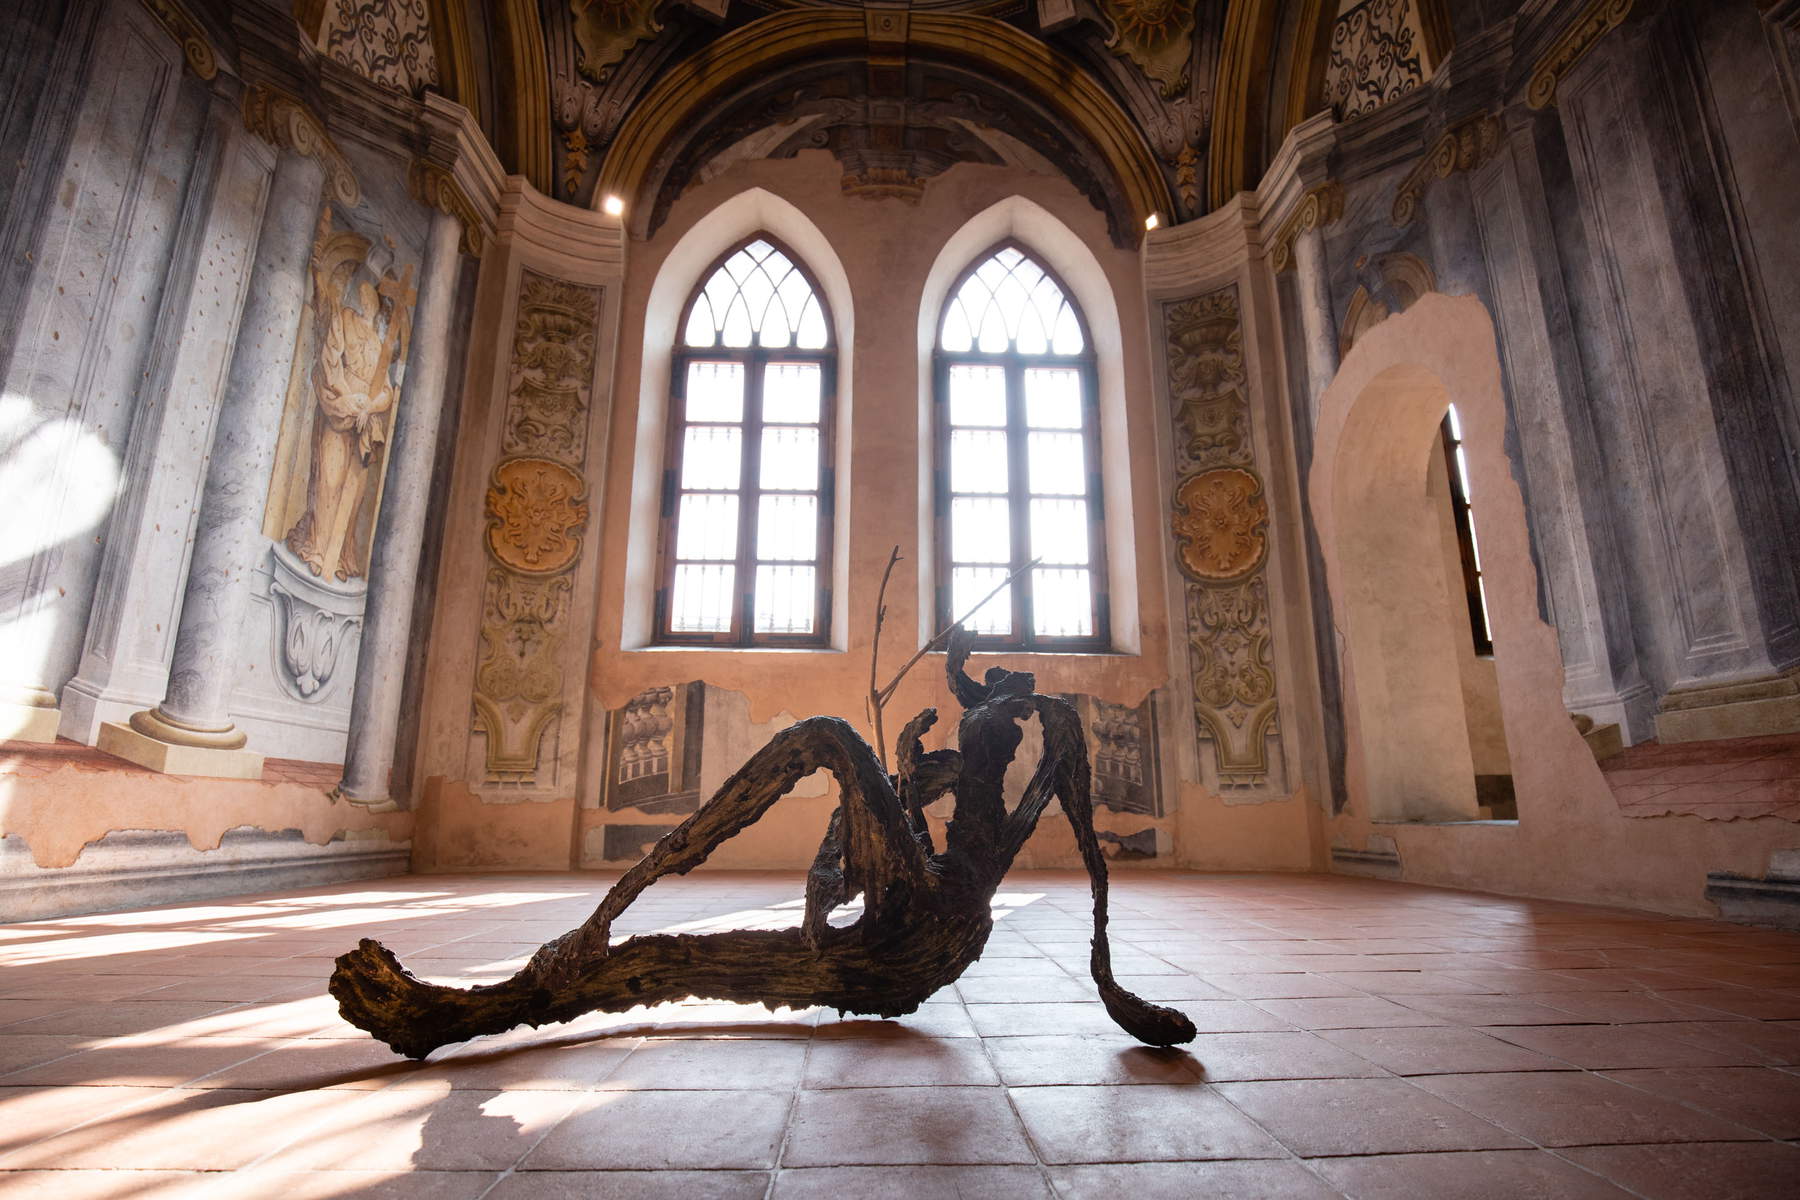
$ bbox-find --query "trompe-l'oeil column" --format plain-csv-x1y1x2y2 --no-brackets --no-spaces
99,145,329,779
335,190,469,809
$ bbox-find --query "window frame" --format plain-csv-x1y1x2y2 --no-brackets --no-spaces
931,239,1111,653
1439,408,1493,658
654,233,838,648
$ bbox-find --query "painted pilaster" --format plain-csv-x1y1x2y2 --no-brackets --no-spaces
60,88,276,745
102,123,334,778
0,1,207,740
337,201,467,807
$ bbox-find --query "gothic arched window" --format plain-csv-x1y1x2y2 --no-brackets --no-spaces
934,242,1108,650
657,236,835,646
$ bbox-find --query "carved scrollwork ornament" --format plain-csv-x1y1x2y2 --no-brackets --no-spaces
242,85,361,208
1392,114,1503,226
138,0,217,80
1270,182,1344,274
407,160,486,257
1527,0,1636,109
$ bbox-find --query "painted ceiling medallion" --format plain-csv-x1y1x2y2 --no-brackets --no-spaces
1103,0,1195,97
485,457,589,574
1172,467,1269,582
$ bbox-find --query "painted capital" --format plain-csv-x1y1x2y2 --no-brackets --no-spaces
242,84,361,207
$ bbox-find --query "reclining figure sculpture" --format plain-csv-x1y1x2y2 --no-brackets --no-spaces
330,627,1198,1058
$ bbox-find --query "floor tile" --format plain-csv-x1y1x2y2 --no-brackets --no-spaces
771,1164,1052,1199
985,1034,1201,1086
492,1171,769,1199
1410,1071,1765,1146
1009,1084,1284,1163
1047,1160,1340,1199
1318,1025,1571,1075
1215,1077,1526,1157
1253,996,1446,1030
784,1086,1033,1165
1557,1142,1800,1200
1188,1032,1389,1082
524,1089,791,1170
1481,1023,1768,1068
1598,1066,1800,1137
804,1036,1000,1087
1311,1149,1630,1198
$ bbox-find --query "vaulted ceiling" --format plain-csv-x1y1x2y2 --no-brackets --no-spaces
303,0,1453,244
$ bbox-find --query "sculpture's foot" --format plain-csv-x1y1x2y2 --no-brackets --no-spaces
330,938,531,1059
1097,976,1196,1047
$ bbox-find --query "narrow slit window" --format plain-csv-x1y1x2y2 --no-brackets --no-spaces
659,237,835,646
934,243,1108,651
1441,405,1493,656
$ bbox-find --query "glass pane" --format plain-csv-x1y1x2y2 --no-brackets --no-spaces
1030,498,1089,566
975,296,1010,353
1024,368,1082,429
776,267,812,339
757,494,818,561
1446,404,1464,441
683,296,716,347
670,563,736,633
1032,566,1092,638
686,361,744,422
951,496,1011,564
721,294,753,347
939,298,973,352
948,364,1006,427
796,296,828,349
1475,576,1493,642
950,429,1007,494
1051,301,1084,354
754,564,816,634
676,493,739,560
681,426,741,490
1454,445,1473,498
1028,432,1087,495
763,362,821,423
741,259,776,337
952,567,1011,636
759,426,819,491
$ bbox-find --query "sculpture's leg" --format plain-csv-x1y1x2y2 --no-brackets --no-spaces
332,716,928,1056
1037,696,1197,1047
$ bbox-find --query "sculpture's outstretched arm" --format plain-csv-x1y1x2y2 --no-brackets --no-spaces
1036,696,1196,1047
331,715,925,1057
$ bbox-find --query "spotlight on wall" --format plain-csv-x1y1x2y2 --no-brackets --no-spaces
602,194,625,217
1144,212,1161,232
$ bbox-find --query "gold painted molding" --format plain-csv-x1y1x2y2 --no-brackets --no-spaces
139,0,217,81
1527,0,1636,109
242,85,361,207
1269,180,1342,274
492,0,555,195
409,159,487,257
1209,0,1280,211
1391,112,1502,225
596,10,1172,236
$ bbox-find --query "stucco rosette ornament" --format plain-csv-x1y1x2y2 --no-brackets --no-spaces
484,457,589,575
1172,467,1268,582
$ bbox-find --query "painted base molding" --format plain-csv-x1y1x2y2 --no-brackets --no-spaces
97,720,264,779
1655,667,1800,743
0,828,411,922
1,701,61,743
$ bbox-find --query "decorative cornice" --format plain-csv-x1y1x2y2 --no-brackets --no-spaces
409,160,486,257
1391,112,1503,225
1269,181,1342,274
242,84,361,207
1527,0,1635,109
139,0,218,81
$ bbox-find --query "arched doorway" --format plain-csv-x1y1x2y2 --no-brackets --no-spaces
1311,295,1520,824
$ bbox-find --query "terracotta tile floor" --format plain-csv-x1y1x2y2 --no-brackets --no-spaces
2,871,1799,1198
1601,731,1800,822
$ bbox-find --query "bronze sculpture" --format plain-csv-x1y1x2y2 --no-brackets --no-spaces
330,626,1197,1058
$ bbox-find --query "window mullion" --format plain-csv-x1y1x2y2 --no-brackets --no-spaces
1006,356,1032,650
739,351,764,646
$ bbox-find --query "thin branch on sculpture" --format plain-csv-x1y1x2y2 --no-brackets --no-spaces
867,546,903,770
873,556,1040,710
